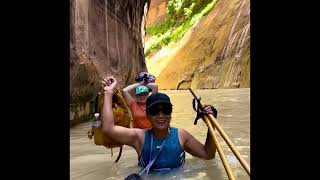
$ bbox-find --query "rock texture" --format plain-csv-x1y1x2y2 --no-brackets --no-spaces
148,0,250,89
146,0,167,26
70,0,150,126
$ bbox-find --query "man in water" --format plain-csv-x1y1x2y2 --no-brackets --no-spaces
102,76,217,172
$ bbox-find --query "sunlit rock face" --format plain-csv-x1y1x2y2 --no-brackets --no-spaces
70,0,150,126
148,0,250,89
146,0,167,26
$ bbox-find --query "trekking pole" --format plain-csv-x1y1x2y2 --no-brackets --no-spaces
201,111,235,180
189,87,250,176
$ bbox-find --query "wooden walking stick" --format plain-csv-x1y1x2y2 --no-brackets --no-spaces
189,87,250,176
202,111,235,180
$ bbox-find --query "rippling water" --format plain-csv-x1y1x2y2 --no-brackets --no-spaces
70,88,250,180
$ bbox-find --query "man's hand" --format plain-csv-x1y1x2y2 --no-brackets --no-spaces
102,76,117,94
202,105,218,118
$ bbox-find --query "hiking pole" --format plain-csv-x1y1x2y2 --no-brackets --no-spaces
189,87,250,176
202,111,235,180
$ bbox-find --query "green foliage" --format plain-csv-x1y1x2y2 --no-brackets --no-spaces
145,0,219,56
167,0,184,17
184,2,195,19
190,0,213,17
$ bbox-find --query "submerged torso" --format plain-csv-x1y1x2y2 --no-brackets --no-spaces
139,127,185,171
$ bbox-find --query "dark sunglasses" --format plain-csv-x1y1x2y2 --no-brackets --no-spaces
148,106,172,116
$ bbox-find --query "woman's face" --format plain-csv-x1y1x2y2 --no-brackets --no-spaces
136,93,149,103
147,103,172,131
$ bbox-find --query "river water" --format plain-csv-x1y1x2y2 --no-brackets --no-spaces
70,88,250,180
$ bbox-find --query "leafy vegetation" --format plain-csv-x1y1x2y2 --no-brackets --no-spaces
145,0,219,56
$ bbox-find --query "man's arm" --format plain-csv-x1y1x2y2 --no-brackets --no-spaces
179,105,217,160
102,77,143,149
180,128,216,160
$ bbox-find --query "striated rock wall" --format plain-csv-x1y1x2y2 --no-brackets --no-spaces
153,0,250,89
70,0,150,126
146,0,167,26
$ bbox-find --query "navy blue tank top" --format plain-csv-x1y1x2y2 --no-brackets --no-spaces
139,127,185,171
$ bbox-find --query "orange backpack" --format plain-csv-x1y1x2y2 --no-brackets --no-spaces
87,88,131,162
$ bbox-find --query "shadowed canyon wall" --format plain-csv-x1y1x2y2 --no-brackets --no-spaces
70,0,150,126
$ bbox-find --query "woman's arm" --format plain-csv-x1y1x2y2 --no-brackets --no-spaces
122,81,144,105
144,82,158,94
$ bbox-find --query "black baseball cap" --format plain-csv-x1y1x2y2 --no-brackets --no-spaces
146,93,173,109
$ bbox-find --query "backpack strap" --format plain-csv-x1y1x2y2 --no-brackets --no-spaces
94,92,101,113
114,146,123,163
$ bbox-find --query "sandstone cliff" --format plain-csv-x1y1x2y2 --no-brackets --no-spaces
146,0,250,89
70,0,150,126
146,0,167,26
